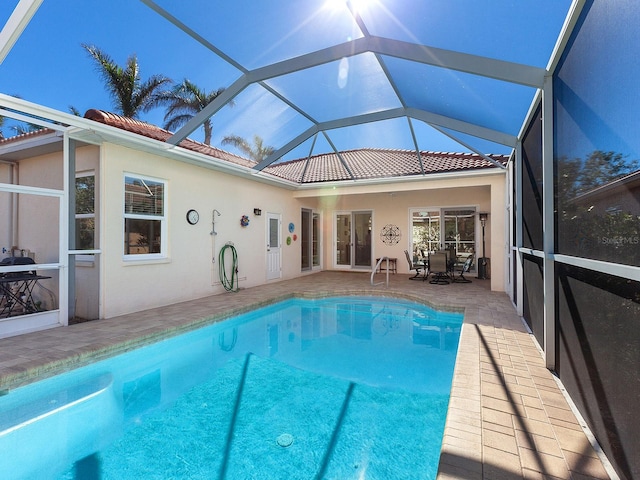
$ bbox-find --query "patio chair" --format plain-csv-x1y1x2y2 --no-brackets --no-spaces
452,254,474,283
428,252,449,284
404,250,425,280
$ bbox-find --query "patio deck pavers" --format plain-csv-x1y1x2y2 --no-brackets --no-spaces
0,271,612,479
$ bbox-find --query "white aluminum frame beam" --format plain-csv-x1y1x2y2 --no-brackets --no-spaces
0,0,43,63
254,107,516,171
158,11,546,147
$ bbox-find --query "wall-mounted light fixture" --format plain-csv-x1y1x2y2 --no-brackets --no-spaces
478,212,489,280
253,208,262,216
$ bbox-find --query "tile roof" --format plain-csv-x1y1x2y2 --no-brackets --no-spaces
266,149,509,183
0,127,55,144
84,109,256,170
82,109,509,184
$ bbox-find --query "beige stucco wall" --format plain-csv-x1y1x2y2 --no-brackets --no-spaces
296,171,507,291
99,143,303,318
2,138,508,326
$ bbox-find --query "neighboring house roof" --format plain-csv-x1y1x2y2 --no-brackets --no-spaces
1,110,510,184
574,169,640,202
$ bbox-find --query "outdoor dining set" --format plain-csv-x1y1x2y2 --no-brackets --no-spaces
404,250,474,285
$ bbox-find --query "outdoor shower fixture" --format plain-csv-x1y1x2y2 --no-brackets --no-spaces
211,209,221,235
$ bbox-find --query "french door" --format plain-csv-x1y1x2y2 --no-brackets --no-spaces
411,208,477,263
335,211,372,269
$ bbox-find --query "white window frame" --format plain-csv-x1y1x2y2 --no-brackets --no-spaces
123,173,167,261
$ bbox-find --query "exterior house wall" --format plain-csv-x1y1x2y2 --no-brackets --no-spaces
98,143,301,318
2,136,508,330
0,150,63,315
0,145,100,318
297,172,506,291
7,150,62,265
0,165,15,254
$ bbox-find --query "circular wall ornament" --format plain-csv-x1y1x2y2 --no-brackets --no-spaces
380,224,401,245
240,215,250,227
286,236,292,245
288,222,295,233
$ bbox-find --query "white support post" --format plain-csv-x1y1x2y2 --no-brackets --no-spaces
59,132,70,326
514,142,524,317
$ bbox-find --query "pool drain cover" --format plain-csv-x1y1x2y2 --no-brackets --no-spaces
276,433,294,447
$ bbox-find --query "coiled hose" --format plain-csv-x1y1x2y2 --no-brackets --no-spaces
218,243,239,292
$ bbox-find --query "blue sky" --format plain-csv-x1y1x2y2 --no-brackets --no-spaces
0,0,575,159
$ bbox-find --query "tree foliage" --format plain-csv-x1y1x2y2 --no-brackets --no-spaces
149,79,227,145
557,150,640,265
82,44,172,118
221,134,276,162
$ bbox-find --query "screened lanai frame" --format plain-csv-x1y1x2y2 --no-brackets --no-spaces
0,107,72,334
3,1,636,340
3,3,640,478
1,0,577,173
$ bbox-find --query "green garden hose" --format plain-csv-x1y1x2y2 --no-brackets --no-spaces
218,243,239,292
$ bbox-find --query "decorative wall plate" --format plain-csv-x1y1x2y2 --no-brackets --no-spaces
380,224,401,245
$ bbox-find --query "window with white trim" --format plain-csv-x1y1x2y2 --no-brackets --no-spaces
75,173,95,251
124,174,166,257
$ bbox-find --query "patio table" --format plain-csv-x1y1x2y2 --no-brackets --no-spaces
0,273,51,317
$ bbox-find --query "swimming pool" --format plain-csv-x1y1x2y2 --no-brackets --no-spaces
0,296,463,479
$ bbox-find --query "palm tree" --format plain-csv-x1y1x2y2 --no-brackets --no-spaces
82,44,171,118
151,79,227,145
221,134,276,162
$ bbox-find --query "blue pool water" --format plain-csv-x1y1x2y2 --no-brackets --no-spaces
0,296,463,479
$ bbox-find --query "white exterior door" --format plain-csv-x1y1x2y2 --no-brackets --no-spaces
266,213,281,280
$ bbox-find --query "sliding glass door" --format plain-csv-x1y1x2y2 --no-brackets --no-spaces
336,211,372,269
